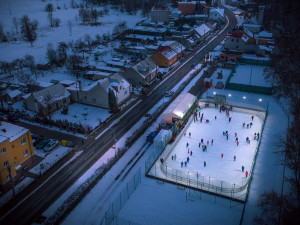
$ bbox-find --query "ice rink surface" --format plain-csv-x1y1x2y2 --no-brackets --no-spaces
164,107,263,184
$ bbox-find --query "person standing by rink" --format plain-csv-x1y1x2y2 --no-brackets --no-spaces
251,115,254,121
242,166,244,172
245,171,249,178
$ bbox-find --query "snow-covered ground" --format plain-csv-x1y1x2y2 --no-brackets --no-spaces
51,103,111,129
30,145,70,175
230,65,271,87
0,0,144,62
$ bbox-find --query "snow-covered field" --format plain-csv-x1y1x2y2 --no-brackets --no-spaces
0,0,144,62
230,65,271,87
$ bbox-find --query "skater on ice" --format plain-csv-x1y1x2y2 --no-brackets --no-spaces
184,161,187,167
187,157,190,163
251,115,254,121
189,132,191,137
229,117,232,123
221,153,223,158
234,155,236,161
181,161,183,167
235,132,237,137
172,155,173,160
215,116,217,120
235,137,238,142
250,122,253,128
211,139,214,145
204,161,206,167
201,138,203,143
226,133,229,140
190,150,193,156
205,119,209,123
237,141,239,146
245,171,249,177
174,154,176,160
247,124,249,129
186,142,189,148
243,122,245,128
242,166,244,172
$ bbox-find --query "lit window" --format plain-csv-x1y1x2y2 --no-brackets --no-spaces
1,148,6,154
23,149,28,157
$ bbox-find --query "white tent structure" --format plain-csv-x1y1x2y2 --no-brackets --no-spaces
162,93,196,123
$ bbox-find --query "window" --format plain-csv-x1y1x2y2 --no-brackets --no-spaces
21,137,26,144
23,149,28,157
12,145,14,148
236,39,239,42
1,148,6,154
92,98,96,103
4,160,9,168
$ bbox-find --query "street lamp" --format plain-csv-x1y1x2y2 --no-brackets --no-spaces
259,98,262,102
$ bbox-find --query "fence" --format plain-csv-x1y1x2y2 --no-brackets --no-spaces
104,168,141,225
146,99,268,202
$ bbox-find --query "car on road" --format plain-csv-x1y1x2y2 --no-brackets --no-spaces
191,63,197,68
164,90,174,97
36,138,50,149
43,139,59,152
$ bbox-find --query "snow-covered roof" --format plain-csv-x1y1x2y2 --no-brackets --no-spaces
243,24,261,28
0,121,29,143
32,83,70,107
194,24,211,36
110,73,131,89
258,31,273,38
210,8,225,17
97,66,121,73
243,27,254,38
7,89,22,99
178,1,196,5
38,81,54,88
160,46,177,60
132,58,157,78
161,41,185,53
59,80,76,86
162,93,196,123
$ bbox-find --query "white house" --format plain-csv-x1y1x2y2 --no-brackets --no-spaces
209,8,225,22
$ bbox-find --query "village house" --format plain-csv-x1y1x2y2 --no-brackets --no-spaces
209,8,225,22
219,32,249,61
151,5,170,24
161,41,186,59
194,23,211,41
67,73,131,109
151,46,178,68
122,58,157,88
178,1,196,15
25,83,71,115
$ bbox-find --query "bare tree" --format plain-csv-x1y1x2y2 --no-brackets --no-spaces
67,20,73,36
13,17,19,33
84,34,92,53
46,43,57,65
20,15,38,46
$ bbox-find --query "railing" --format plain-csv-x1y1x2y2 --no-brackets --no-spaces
104,168,141,225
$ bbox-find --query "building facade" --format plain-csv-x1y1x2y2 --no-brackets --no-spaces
151,5,170,24
0,122,34,192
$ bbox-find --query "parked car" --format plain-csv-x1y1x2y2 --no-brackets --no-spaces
36,138,50,149
44,139,59,152
61,140,74,147
164,90,174,97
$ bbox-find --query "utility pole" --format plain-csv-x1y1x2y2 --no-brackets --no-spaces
7,165,16,196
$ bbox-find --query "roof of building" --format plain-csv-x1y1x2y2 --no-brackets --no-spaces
152,5,169,11
97,66,121,73
161,41,185,53
132,58,157,78
194,24,211,36
0,121,29,143
259,31,273,38
210,8,225,17
31,83,70,107
162,93,196,123
160,46,177,60
178,1,196,5
6,89,22,99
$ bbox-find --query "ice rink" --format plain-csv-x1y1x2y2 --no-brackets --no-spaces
163,106,264,185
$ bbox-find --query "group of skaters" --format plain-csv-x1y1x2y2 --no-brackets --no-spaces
242,115,255,129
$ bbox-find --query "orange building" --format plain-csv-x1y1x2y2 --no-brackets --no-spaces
151,46,178,67
0,122,34,192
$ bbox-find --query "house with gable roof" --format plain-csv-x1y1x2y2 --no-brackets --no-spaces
151,46,178,67
209,8,225,22
122,57,157,88
67,73,131,109
219,32,249,61
161,40,186,59
25,83,71,115
194,23,211,41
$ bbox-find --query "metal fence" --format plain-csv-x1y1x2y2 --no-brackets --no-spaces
146,99,268,202
104,168,141,225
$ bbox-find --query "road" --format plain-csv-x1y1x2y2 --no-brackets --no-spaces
0,3,236,225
